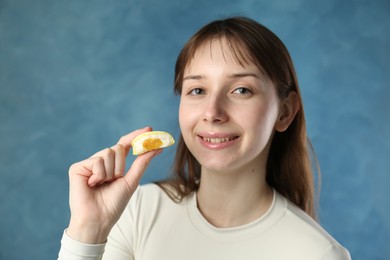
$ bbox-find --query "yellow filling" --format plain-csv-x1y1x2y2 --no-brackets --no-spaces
142,138,163,151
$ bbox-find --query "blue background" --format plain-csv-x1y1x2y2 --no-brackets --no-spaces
0,0,389,259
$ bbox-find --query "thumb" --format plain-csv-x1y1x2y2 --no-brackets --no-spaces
123,149,162,191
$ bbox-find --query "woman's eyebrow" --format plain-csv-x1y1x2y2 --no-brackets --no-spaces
183,73,260,81
183,75,204,81
227,73,260,79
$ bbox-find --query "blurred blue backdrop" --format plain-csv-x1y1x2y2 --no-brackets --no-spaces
0,0,389,259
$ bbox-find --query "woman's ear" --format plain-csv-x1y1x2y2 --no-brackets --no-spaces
275,91,300,132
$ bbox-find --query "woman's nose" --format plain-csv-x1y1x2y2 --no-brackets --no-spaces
202,95,228,123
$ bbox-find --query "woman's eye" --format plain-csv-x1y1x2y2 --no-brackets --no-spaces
188,88,205,95
232,87,252,95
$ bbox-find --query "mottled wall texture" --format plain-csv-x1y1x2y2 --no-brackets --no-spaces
0,0,389,259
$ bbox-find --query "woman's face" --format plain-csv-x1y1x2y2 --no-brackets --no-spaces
179,39,282,174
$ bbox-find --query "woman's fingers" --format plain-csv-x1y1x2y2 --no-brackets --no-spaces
89,148,115,185
123,149,163,191
88,157,107,186
70,127,157,188
111,144,126,179
117,127,152,156
69,157,105,187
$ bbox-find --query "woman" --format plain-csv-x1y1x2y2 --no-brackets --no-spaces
58,16,350,259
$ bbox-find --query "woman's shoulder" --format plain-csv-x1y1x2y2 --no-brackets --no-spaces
132,183,170,202
122,183,190,231
136,182,179,197
136,183,165,195
279,193,337,242
131,183,187,208
274,192,350,259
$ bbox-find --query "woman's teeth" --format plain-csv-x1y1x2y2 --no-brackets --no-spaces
202,136,236,143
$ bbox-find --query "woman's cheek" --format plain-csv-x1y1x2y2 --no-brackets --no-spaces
179,103,193,133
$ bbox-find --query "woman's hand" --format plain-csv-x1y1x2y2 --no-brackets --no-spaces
66,127,161,244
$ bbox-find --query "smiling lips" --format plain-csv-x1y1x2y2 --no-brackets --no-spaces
198,134,239,149
202,136,238,143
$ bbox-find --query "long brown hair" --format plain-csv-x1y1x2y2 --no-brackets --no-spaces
157,16,319,219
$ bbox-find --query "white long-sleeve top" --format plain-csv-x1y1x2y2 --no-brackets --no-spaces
58,184,351,260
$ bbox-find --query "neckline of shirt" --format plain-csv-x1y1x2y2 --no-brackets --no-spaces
185,189,287,243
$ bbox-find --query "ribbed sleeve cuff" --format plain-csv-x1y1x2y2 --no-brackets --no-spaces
58,230,106,260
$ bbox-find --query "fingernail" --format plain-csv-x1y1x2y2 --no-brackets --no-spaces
88,181,97,187
88,177,98,187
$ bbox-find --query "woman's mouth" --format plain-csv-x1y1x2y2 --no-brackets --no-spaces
201,136,239,143
198,134,240,150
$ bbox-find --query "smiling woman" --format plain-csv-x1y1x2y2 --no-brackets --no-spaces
58,17,351,260
167,17,315,217
178,38,283,183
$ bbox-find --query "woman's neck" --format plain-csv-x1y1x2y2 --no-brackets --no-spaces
196,163,273,228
